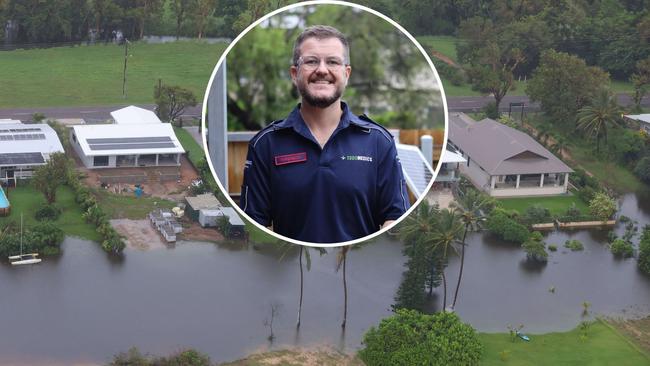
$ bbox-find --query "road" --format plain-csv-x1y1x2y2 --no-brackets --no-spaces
0,93,647,120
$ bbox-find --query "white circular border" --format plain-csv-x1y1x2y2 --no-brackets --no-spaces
202,0,449,248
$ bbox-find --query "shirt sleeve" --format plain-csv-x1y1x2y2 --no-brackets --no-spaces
376,140,410,222
240,141,272,226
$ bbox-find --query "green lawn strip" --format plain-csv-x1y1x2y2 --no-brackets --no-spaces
416,35,460,63
174,126,205,167
92,188,177,220
479,320,650,365
0,42,225,108
611,80,635,93
524,116,645,193
498,195,589,217
0,185,100,241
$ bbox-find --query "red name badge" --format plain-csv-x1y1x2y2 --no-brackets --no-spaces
274,152,307,166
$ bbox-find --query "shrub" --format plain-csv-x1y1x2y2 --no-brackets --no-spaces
565,203,582,220
359,309,482,366
634,156,650,183
437,63,465,86
523,204,552,224
34,203,61,221
577,186,596,203
522,231,548,262
564,239,584,251
31,221,65,248
589,192,617,221
610,239,634,258
482,101,499,119
486,210,530,243
639,226,650,274
548,244,558,251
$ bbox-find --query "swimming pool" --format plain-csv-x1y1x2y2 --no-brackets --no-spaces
0,187,10,216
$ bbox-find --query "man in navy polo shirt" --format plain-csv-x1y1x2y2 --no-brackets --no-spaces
240,25,409,244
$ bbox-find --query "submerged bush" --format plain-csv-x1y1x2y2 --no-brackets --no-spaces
486,210,530,244
639,226,650,274
522,231,548,262
564,239,584,251
610,239,634,258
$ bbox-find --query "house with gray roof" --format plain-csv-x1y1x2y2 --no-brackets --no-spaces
449,113,573,197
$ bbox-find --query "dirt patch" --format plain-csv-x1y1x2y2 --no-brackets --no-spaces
74,155,199,201
609,316,650,355
220,348,364,366
110,219,168,250
178,217,224,242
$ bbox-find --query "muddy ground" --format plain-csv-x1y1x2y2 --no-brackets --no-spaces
111,218,224,250
220,348,364,366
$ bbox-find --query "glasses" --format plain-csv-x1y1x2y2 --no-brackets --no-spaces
297,56,347,71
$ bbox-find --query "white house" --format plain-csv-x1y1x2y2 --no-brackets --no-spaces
70,106,185,169
0,120,65,184
624,114,650,134
449,113,573,197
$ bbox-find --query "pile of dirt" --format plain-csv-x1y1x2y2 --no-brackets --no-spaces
220,348,364,366
110,219,167,250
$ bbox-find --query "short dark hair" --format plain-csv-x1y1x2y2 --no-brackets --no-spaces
292,25,350,66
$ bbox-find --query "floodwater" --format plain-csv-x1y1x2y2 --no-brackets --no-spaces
1,192,649,364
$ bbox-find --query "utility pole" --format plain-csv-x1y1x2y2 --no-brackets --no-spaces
122,39,130,98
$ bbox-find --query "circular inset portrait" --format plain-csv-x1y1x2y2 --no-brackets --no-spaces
203,1,447,247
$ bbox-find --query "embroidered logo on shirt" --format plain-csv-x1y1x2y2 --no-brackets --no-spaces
340,155,373,162
274,152,307,166
244,160,252,169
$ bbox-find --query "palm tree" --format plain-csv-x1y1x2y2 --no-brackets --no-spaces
399,201,441,296
429,209,464,310
296,245,326,327
549,136,569,158
449,190,490,309
576,89,622,154
336,246,350,328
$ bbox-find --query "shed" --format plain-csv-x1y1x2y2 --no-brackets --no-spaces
198,208,222,228
185,193,221,221
220,207,245,238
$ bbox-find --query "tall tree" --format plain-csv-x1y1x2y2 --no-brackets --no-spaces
32,153,70,204
295,245,326,327
576,89,622,154
170,0,191,40
154,83,197,123
631,57,650,112
336,246,349,328
429,209,463,311
449,189,490,309
193,0,217,39
527,50,610,126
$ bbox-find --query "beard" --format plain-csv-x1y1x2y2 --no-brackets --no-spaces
296,77,345,108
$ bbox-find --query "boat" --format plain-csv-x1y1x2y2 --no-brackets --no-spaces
516,331,530,342
8,213,41,266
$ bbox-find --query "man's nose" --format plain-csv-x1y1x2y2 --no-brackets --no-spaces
315,59,329,74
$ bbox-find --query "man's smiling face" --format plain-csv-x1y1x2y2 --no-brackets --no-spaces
290,37,351,108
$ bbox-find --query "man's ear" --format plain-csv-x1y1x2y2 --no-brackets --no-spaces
290,65,298,85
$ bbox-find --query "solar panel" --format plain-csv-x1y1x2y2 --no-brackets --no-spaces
0,135,14,141
397,144,434,198
0,152,45,165
87,136,172,144
9,128,41,132
88,142,177,151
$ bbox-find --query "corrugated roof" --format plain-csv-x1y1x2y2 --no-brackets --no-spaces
72,123,184,156
449,113,572,175
220,207,245,226
624,114,650,124
185,193,221,210
111,106,162,125
0,123,64,166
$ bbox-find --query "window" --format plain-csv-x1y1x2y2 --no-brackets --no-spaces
93,156,109,167
72,134,77,143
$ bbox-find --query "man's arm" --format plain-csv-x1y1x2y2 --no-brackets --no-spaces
240,142,272,227
376,141,410,224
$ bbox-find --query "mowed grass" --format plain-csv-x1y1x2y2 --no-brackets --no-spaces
417,35,460,63
0,185,100,241
1,41,226,108
498,194,590,216
92,188,177,220
174,126,205,167
480,320,650,365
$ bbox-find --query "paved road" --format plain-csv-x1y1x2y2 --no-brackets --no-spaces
0,93,647,120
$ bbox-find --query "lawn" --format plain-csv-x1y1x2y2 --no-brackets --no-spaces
416,35,460,63
0,41,226,108
0,185,100,241
498,194,590,217
92,188,177,220
479,320,650,365
174,126,205,167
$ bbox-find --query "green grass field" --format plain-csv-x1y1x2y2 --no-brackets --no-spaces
0,185,100,241
0,41,226,108
498,194,590,216
479,320,650,365
92,188,177,220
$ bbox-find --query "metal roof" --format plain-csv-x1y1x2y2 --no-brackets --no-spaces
449,113,573,175
0,123,64,166
397,143,434,198
624,114,650,124
72,123,184,156
185,193,221,210
220,207,245,226
110,106,162,125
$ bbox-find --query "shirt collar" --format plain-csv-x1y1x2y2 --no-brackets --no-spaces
277,101,370,135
